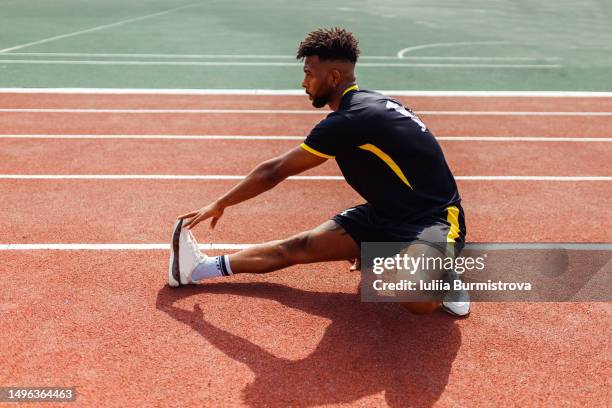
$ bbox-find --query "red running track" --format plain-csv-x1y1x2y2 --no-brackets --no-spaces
2,111,611,137
1,93,611,408
2,93,612,111
1,138,610,176
1,253,609,407
1,179,611,243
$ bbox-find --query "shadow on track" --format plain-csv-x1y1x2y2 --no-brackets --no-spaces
156,282,460,408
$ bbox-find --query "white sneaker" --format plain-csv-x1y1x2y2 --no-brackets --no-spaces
168,219,207,287
442,289,471,317
441,268,471,316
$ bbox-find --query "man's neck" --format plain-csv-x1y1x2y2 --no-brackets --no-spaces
328,81,358,111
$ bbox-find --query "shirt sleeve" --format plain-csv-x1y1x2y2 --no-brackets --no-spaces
301,113,353,159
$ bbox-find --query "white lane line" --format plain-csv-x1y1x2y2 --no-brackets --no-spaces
1,243,610,251
0,175,610,181
0,59,562,68
397,41,510,58
0,174,340,180
1,89,611,97
1,108,609,116
466,243,612,250
436,136,612,142
0,108,323,114
0,134,303,140
0,3,200,54
419,111,612,116
0,52,562,61
1,135,611,142
0,243,249,251
456,176,612,181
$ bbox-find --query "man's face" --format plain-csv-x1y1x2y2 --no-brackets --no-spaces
301,56,334,108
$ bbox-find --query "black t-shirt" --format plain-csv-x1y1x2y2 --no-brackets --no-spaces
302,88,461,221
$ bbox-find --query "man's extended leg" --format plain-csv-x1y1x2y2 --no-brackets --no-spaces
228,220,360,274
170,219,360,286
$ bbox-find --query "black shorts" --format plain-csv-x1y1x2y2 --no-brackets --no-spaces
332,203,466,255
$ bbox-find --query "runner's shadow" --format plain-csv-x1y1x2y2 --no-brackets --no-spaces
156,282,460,408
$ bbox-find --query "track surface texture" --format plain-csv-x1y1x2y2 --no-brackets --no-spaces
1,92,611,407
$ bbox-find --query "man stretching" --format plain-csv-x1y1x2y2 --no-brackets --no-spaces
169,27,469,316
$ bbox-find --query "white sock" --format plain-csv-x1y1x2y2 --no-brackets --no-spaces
192,255,233,282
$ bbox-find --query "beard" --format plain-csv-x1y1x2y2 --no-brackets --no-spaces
310,87,333,108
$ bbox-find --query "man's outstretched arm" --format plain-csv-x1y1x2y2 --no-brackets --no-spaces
179,145,327,229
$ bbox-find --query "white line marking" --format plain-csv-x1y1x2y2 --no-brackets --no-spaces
437,136,612,142
0,174,340,180
0,134,304,140
379,56,560,62
0,52,562,62
0,53,318,59
1,135,611,142
456,176,612,181
0,3,199,54
1,243,610,251
419,111,612,117
1,89,611,97
466,243,612,250
0,174,344,180
0,60,301,66
0,243,249,251
0,175,610,181
1,108,609,116
397,41,510,58
0,59,562,68
0,108,323,114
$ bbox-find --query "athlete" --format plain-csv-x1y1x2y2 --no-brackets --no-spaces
169,27,469,316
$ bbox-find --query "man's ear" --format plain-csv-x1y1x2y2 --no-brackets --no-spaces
328,69,342,87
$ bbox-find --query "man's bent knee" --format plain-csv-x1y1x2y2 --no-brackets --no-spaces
400,301,441,315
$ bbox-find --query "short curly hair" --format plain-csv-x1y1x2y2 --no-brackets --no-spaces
296,27,360,63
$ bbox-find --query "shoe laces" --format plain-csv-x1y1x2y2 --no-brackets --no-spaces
186,230,206,264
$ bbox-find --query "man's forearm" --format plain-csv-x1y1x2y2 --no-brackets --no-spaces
216,160,284,209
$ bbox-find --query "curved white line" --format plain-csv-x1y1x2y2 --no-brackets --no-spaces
397,41,509,58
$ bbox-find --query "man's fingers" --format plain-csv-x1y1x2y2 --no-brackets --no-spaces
178,206,222,229
183,213,201,228
185,217,199,229
186,214,206,229
210,217,219,229
178,210,199,220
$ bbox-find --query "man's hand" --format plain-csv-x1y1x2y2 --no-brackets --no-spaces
178,201,225,230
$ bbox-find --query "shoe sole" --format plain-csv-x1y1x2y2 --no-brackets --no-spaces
168,219,183,287
442,302,470,317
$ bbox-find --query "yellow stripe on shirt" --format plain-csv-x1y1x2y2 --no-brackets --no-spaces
358,143,413,189
300,143,335,159
342,84,359,96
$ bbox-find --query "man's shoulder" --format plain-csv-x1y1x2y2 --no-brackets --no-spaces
316,110,351,134
342,89,389,110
